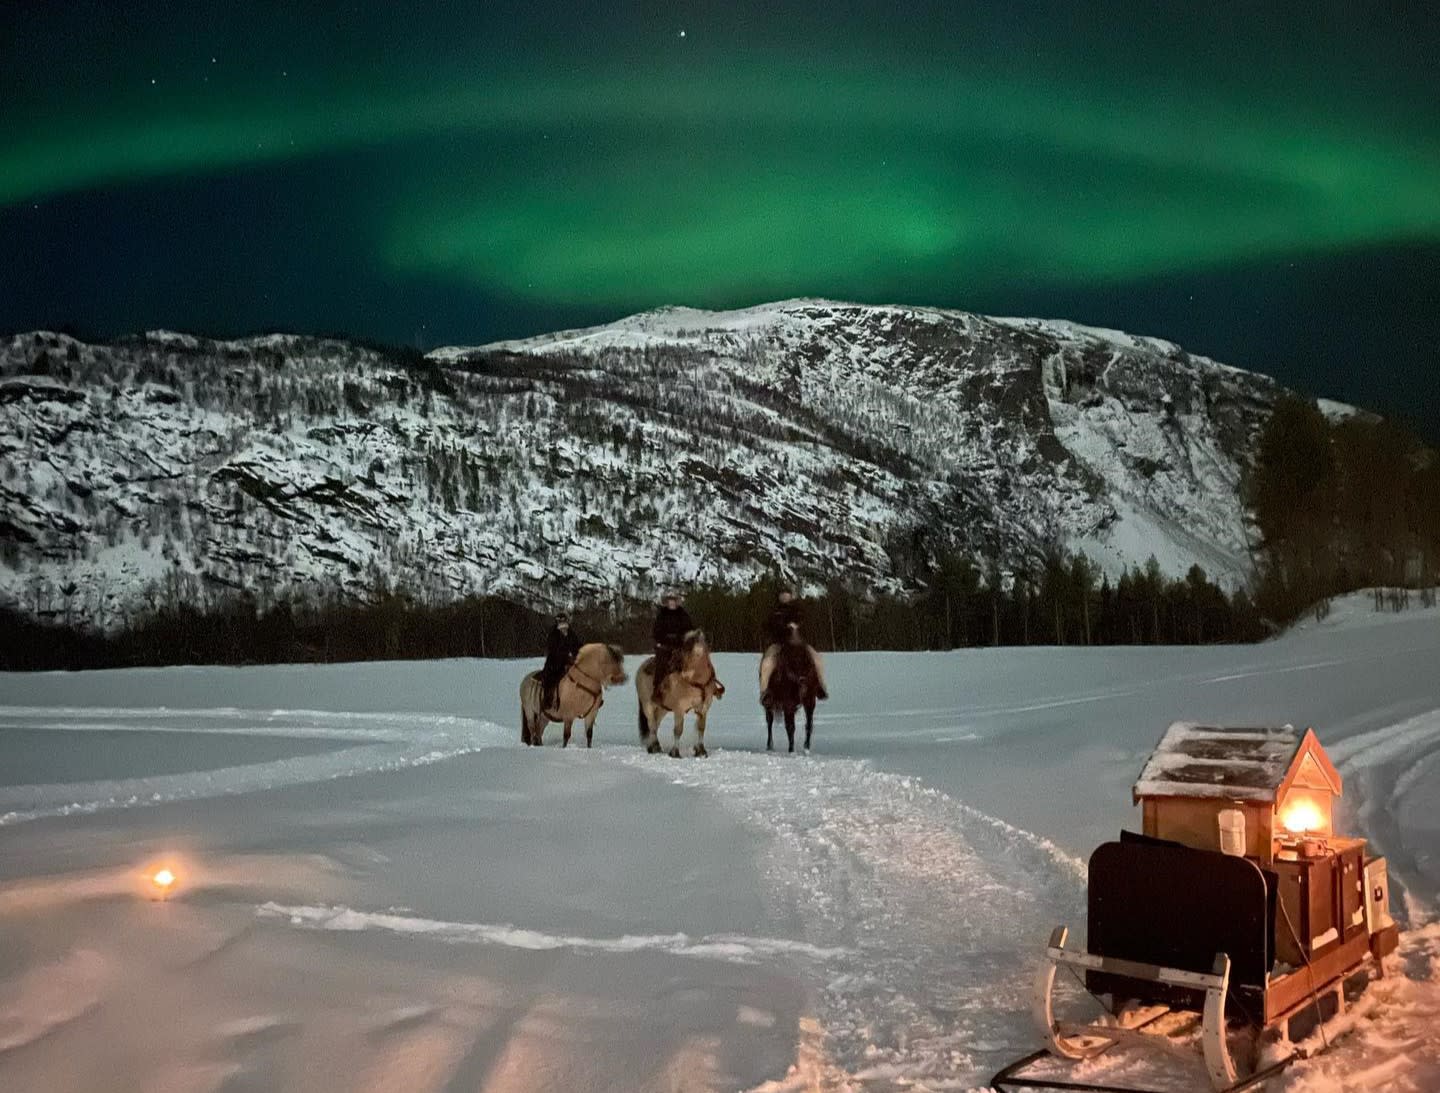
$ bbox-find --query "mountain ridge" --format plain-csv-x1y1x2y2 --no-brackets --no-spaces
0,299,1342,627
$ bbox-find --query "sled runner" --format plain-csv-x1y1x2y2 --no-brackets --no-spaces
991,724,1398,1093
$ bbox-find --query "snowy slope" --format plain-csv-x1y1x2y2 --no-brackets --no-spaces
1,595,1438,1090
2,301,1289,624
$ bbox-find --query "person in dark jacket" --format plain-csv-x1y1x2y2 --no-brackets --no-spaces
541,613,583,709
759,588,828,701
652,590,694,701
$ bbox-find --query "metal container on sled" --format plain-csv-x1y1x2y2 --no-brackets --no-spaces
993,723,1399,1093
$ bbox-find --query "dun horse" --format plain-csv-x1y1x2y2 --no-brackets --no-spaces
520,643,627,747
636,631,725,757
762,639,820,752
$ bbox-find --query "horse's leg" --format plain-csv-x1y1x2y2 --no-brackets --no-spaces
785,706,797,753
641,700,662,754
766,704,775,751
521,704,530,746
694,705,709,758
532,716,545,747
562,719,573,748
804,699,815,752
584,710,597,748
669,708,684,759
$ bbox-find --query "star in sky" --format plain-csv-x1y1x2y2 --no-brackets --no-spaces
0,1,1437,435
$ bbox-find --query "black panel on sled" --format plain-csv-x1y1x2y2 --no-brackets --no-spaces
1087,839,1270,1012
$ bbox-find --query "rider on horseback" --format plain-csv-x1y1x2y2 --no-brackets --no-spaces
652,590,694,702
759,588,828,701
541,612,583,710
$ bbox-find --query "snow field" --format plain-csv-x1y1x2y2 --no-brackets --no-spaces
0,591,1437,1090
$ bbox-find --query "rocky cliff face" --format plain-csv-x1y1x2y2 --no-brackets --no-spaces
0,300,1290,627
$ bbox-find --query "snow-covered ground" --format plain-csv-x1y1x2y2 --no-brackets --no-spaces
1,593,1437,1091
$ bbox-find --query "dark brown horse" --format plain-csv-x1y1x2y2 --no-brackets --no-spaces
763,639,820,753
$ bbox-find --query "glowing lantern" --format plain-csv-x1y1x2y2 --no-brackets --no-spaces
1280,798,1323,834
149,867,178,899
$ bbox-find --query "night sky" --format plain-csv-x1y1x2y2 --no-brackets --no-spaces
3,2,1438,434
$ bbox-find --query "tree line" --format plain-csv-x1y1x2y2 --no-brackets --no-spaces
0,553,1262,671
1249,396,1440,623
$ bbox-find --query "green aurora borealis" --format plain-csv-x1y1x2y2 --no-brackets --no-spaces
2,1,1438,426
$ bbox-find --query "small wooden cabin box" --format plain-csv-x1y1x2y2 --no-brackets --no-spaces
1133,724,1370,969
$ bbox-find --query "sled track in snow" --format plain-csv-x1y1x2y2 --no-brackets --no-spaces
622,750,1088,1089
1329,709,1440,923
258,902,852,965
0,706,511,826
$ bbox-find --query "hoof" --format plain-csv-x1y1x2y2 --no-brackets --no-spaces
646,742,662,755
668,747,682,759
694,744,708,758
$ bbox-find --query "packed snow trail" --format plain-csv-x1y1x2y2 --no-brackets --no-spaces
0,706,510,825
624,750,1088,1088
1328,709,1440,921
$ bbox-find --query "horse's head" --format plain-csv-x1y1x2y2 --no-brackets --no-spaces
679,630,723,698
680,629,708,662
773,641,818,695
784,621,804,644
604,643,628,685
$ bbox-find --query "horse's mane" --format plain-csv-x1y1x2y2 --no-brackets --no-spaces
604,642,624,664
681,629,707,656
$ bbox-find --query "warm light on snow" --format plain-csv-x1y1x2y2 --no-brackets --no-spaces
1281,798,1324,834
146,866,179,899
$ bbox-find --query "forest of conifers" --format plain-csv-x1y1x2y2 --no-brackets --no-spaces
2,396,1435,671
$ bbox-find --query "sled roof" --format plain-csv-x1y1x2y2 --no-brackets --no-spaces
1133,723,1341,804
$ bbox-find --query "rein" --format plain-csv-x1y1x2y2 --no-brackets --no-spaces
566,661,604,697
556,658,605,718
678,654,723,698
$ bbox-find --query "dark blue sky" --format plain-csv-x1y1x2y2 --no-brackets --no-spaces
2,2,1437,435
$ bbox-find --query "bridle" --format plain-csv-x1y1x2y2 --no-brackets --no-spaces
560,658,606,717
680,649,725,698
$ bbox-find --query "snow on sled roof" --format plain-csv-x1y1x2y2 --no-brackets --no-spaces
1133,723,1321,803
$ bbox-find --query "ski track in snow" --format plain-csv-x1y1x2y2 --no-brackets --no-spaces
257,901,852,965
0,706,511,826
1328,708,1440,922
619,749,1088,1090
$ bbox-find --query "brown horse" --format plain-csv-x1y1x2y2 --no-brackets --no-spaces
636,630,725,757
763,638,820,753
520,642,627,748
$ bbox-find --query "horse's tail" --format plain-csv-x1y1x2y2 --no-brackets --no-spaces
637,700,648,741
519,672,541,745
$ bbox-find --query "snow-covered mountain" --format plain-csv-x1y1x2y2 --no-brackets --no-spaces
0,299,1292,626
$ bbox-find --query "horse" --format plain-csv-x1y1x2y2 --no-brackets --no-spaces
636,630,725,758
763,638,820,753
520,642,627,748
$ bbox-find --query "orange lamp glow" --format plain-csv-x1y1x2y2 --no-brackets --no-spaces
149,867,178,899
1280,798,1324,834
